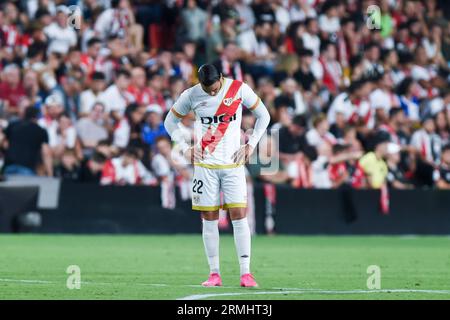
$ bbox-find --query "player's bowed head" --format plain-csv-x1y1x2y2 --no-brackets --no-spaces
198,64,224,97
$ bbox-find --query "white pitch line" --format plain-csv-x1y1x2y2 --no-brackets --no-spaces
0,278,53,284
2,278,450,300
178,289,450,300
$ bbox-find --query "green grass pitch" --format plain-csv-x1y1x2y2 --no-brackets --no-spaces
1,235,450,300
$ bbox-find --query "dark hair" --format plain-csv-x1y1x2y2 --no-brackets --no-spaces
87,37,102,48
116,69,131,79
97,139,111,147
320,40,335,53
91,71,106,81
332,143,350,155
155,135,171,145
292,115,307,128
125,103,140,121
27,42,47,59
349,54,363,69
35,7,51,19
348,78,367,94
124,146,140,158
442,144,450,154
389,107,404,119
198,64,221,86
396,77,414,96
111,0,120,9
312,113,327,127
304,17,317,27
298,48,314,57
370,131,391,150
303,145,318,162
24,107,39,121
364,41,379,51
91,152,107,164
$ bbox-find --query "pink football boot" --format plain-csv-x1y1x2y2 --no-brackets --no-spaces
240,273,258,288
201,273,222,287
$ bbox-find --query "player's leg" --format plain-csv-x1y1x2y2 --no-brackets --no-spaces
192,166,222,286
200,210,222,286
222,166,258,287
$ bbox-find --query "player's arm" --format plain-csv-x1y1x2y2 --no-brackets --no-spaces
233,84,270,163
164,90,197,161
247,98,271,149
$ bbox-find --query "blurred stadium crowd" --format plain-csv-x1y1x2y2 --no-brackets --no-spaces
0,0,450,196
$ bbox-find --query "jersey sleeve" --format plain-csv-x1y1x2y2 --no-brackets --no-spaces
171,89,191,117
241,82,260,111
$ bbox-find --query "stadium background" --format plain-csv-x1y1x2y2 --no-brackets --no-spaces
0,0,449,234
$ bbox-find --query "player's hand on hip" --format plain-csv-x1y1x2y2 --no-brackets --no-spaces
184,146,203,164
232,144,254,165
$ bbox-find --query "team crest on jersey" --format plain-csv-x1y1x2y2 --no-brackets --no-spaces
193,195,200,204
223,98,233,106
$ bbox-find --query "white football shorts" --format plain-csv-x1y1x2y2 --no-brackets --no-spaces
191,165,247,211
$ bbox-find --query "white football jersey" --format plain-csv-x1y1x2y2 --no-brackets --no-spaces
172,78,260,166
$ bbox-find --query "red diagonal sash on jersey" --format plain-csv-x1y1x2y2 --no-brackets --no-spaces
201,80,242,155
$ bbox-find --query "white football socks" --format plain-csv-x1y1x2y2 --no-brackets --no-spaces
231,217,251,276
202,219,220,274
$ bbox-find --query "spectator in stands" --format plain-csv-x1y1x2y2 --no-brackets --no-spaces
43,5,77,54
0,64,26,118
386,142,414,189
354,132,390,189
180,0,208,43
411,115,442,186
435,110,450,145
128,66,152,106
3,107,52,176
247,134,289,184
76,102,109,158
100,146,156,186
79,72,107,115
213,41,248,83
0,0,448,196
411,115,442,165
54,149,80,181
80,38,103,79
38,95,63,149
327,78,373,131
319,40,342,96
142,104,168,148
434,144,450,189
397,77,421,123
113,102,146,149
51,112,82,161
274,77,307,116
279,114,309,166
379,107,409,146
306,113,336,150
152,136,191,185
369,71,401,125
79,152,107,183
98,69,134,117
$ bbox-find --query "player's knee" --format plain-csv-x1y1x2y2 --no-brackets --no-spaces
201,211,219,220
228,208,247,221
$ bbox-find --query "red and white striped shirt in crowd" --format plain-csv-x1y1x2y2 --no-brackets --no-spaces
378,124,401,145
306,128,337,148
410,129,442,164
219,58,244,82
100,156,157,186
319,56,342,95
80,54,108,79
328,93,374,129
127,85,153,106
